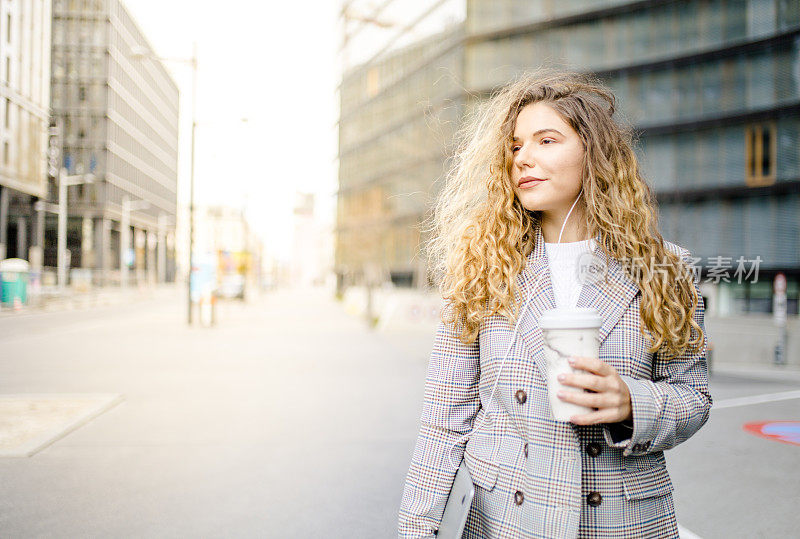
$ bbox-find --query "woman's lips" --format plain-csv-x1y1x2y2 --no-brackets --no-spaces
518,177,547,188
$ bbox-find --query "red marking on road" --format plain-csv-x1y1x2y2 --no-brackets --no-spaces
743,421,800,447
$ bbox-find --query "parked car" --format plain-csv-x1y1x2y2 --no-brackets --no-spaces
219,274,245,299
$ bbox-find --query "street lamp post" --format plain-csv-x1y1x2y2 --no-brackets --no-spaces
188,43,197,324
131,44,197,324
57,167,95,289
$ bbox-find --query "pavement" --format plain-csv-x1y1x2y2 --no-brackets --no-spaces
667,369,800,538
0,287,426,536
0,287,797,537
0,284,178,317
0,394,123,457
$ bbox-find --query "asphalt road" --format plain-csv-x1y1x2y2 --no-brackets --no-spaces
0,288,797,538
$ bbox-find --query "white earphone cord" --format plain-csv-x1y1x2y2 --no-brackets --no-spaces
557,190,582,244
447,288,537,470
446,191,584,470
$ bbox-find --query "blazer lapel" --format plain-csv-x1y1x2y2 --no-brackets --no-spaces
514,226,641,377
515,226,555,378
574,242,640,345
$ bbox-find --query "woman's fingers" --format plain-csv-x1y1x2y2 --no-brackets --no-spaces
557,372,607,392
569,409,621,426
557,387,625,409
568,356,615,376
557,390,629,424
555,357,633,424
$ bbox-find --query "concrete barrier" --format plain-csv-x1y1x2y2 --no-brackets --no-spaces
375,289,442,334
340,286,442,334
705,315,800,369
341,287,800,369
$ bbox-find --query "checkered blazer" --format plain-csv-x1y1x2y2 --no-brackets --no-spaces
398,226,712,538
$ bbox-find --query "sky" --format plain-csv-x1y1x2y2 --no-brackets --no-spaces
123,0,341,262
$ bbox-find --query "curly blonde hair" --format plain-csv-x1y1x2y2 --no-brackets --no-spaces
428,69,704,360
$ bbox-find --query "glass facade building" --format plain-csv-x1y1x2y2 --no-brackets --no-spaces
337,0,800,314
50,0,179,284
337,0,465,288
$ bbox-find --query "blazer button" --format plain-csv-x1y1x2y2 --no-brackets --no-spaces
586,442,602,458
587,492,602,507
523,442,528,458
515,389,527,404
514,491,525,505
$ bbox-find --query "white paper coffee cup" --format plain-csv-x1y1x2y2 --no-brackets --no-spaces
539,308,603,422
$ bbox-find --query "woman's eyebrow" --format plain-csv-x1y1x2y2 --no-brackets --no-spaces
512,128,564,141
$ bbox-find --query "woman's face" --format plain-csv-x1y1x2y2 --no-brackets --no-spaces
510,102,585,215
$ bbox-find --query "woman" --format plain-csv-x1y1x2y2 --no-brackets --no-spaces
398,71,711,538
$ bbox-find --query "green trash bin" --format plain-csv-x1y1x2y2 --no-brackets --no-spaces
0,258,30,306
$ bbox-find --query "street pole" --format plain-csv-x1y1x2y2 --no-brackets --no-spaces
57,169,95,290
57,167,67,289
187,42,197,325
774,273,788,365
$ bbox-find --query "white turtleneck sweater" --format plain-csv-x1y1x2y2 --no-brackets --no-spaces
544,238,596,309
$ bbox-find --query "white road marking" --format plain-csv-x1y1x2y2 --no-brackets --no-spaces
713,389,800,409
678,525,703,539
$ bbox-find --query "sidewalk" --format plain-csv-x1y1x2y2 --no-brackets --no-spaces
340,286,800,373
711,362,800,382
0,394,123,457
0,284,180,317
0,287,419,536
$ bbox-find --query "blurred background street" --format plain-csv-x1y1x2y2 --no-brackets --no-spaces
0,289,425,536
1,0,799,537
0,291,798,537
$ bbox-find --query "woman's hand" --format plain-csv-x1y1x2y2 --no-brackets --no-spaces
556,356,633,425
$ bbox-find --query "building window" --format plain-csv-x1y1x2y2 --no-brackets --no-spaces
3,98,8,129
79,86,86,101
3,141,8,165
745,123,777,186
6,14,10,43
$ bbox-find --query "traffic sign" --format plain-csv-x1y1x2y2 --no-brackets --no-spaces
774,273,787,294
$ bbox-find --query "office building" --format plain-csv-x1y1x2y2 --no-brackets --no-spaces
292,192,334,287
337,0,464,289
337,0,800,318
50,0,179,285
0,0,51,265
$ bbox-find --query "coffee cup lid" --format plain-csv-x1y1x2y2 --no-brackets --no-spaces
539,307,603,329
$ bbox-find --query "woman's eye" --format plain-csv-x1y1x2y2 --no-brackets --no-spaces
512,145,520,152
541,138,555,145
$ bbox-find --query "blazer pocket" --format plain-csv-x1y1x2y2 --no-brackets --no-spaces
463,449,500,491
621,464,674,501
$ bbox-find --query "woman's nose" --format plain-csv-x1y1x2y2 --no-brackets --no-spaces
515,145,535,168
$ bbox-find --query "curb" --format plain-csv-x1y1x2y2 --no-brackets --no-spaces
711,364,800,383
0,287,180,318
0,393,125,458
